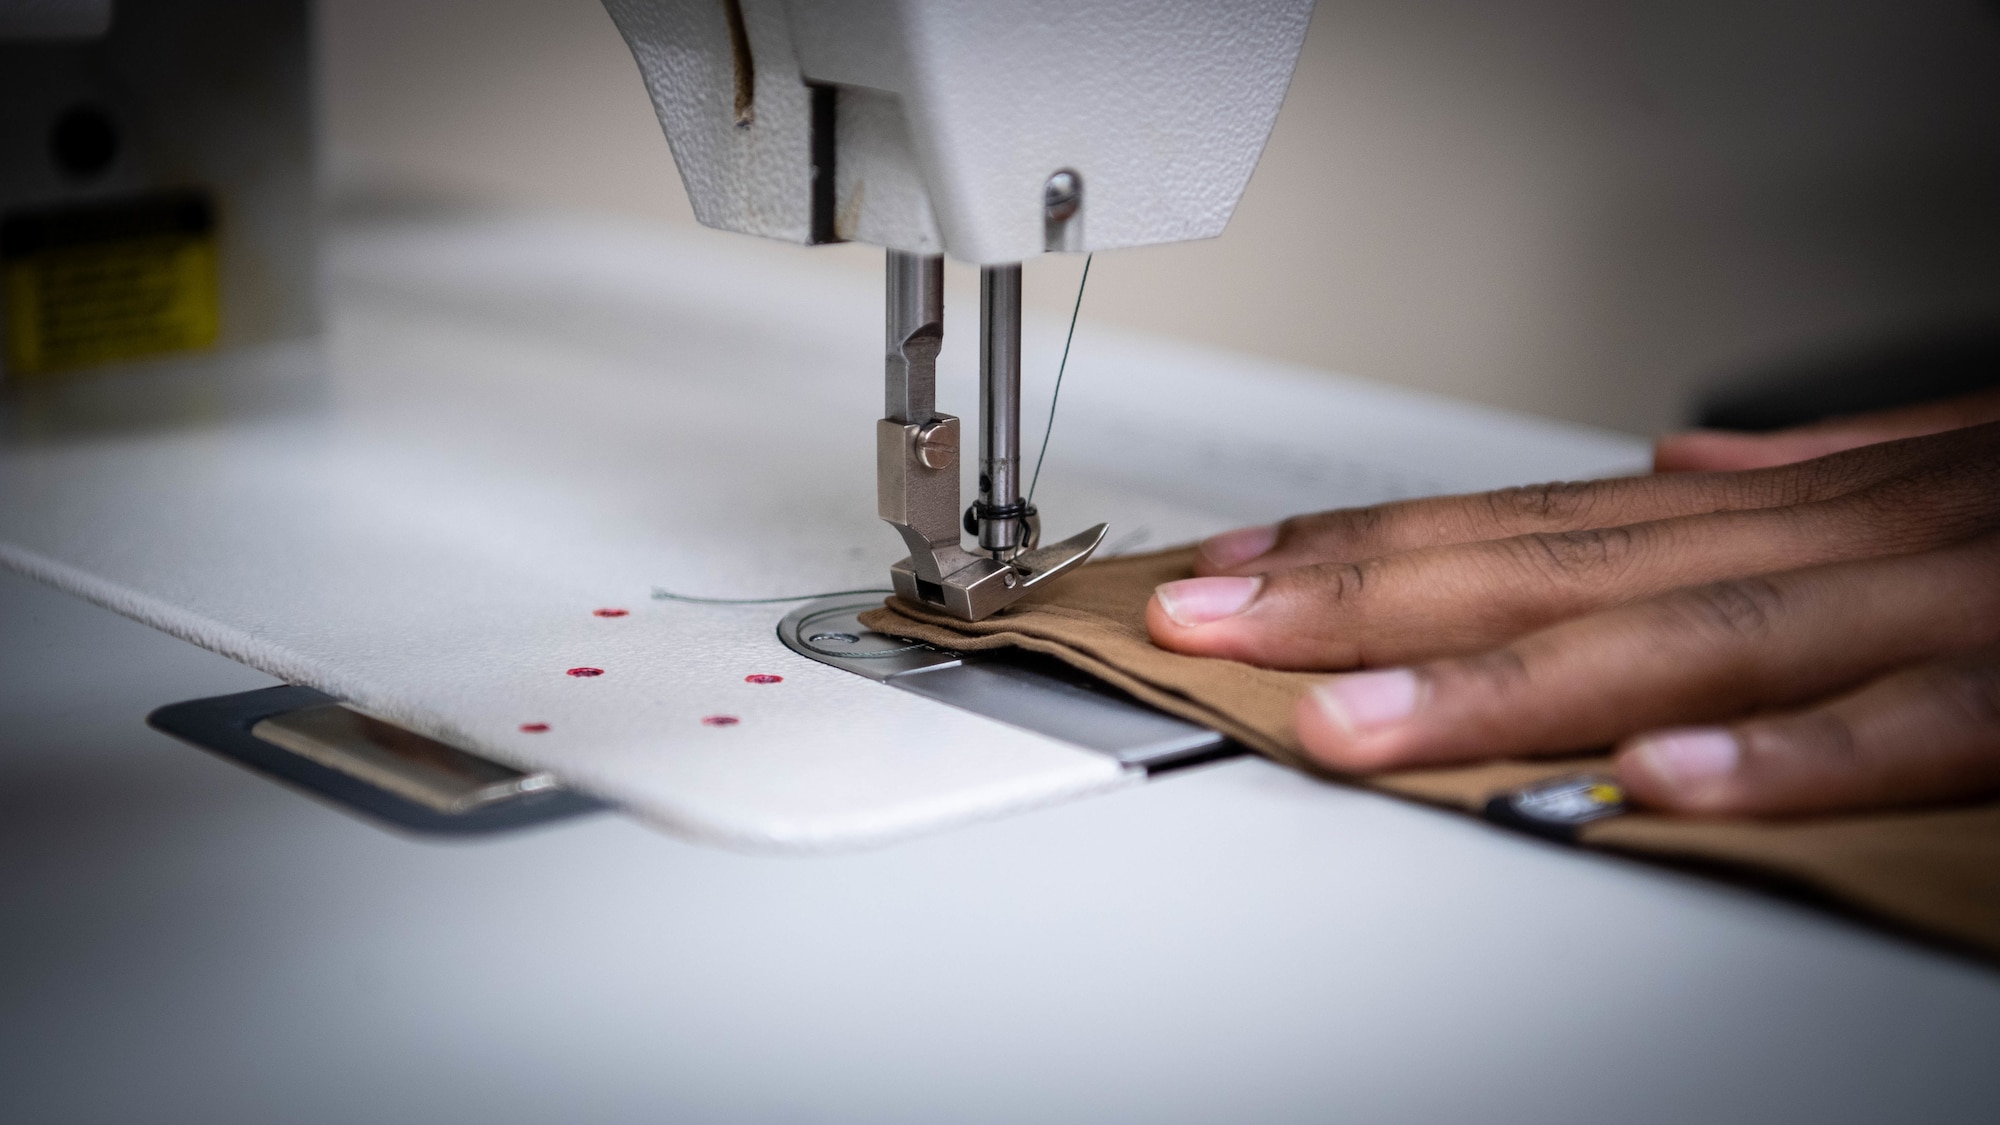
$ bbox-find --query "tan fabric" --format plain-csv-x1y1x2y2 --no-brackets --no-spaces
862,547,2000,959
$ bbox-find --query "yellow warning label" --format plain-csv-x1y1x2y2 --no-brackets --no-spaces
4,232,219,378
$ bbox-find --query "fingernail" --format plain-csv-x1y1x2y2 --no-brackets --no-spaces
1310,669,1419,735
1154,576,1263,626
1198,524,1279,569
1631,728,1739,788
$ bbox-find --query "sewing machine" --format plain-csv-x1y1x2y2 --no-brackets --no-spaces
0,0,1634,853
1,0,1338,844
10,4,2000,1119
600,0,1313,619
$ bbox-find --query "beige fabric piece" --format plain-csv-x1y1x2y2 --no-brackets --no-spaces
862,547,2000,959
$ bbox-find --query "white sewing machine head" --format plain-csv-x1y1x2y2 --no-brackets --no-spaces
0,1,1307,620
602,0,1314,618
602,0,1312,262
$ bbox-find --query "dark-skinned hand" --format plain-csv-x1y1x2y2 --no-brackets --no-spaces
1147,387,2000,818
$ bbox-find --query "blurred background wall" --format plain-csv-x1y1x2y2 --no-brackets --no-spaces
319,0,2000,436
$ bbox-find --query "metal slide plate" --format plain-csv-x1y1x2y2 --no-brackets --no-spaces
779,596,1238,773
149,685,605,836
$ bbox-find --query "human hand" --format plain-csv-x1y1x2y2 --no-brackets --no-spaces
1146,414,2000,818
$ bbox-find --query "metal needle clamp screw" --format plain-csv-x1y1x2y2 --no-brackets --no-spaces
915,421,956,470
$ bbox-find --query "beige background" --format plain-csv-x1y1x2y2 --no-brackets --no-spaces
319,0,2000,435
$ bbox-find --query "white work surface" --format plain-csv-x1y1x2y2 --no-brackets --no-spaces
3,213,1998,1122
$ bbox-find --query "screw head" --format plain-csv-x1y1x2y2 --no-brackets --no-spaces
915,421,957,470
1001,569,1019,589
1044,170,1082,221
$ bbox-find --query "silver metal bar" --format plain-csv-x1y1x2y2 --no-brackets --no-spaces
251,704,558,815
879,249,977,589
978,263,1023,555
885,251,943,423
148,686,604,836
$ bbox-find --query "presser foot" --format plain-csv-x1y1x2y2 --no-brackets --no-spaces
890,522,1108,621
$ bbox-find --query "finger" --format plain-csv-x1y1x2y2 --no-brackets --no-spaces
1158,449,2000,670
1651,429,1897,474
1654,387,2000,473
1192,423,1994,578
1285,533,2000,772
1616,645,2000,816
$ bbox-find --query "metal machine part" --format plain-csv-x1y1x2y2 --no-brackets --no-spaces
878,251,1104,620
778,597,1237,773
1043,169,1083,252
148,686,605,835
599,2,1310,618
975,263,1028,557
876,249,966,583
252,703,562,816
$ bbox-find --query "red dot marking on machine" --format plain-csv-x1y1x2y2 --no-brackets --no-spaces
594,608,629,618
745,674,783,684
702,715,741,727
520,722,550,733
567,667,604,678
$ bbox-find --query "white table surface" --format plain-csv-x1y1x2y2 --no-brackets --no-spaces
3,212,1998,1123
7,563,2000,1124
